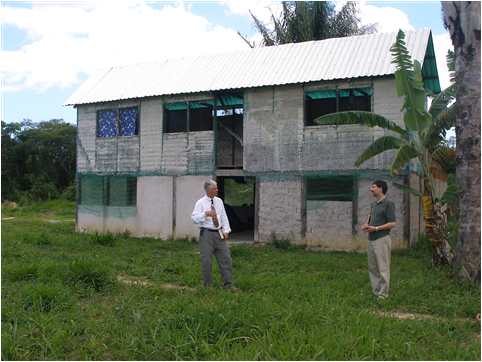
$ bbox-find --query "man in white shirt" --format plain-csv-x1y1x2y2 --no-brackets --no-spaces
191,179,234,289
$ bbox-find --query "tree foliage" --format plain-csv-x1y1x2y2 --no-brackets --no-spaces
1,119,76,202
250,1,376,47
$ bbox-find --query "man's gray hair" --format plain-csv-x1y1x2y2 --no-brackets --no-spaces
204,179,217,192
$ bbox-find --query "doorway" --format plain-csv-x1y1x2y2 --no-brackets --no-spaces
218,176,255,242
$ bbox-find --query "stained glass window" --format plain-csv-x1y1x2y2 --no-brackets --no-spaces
97,110,117,137
119,107,138,136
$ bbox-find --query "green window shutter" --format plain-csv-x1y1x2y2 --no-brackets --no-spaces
165,102,188,111
305,90,337,100
108,176,137,207
80,175,105,206
306,176,354,201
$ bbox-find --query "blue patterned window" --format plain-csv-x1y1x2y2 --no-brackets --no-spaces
119,107,138,136
97,110,117,137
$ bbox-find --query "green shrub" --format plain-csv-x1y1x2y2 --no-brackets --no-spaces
29,180,59,201
35,232,52,246
21,282,71,313
271,238,292,250
65,258,113,292
91,232,116,247
61,184,76,201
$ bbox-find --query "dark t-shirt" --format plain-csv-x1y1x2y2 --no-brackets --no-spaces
368,198,396,241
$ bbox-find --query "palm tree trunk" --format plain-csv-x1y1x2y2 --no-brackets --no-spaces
442,1,481,283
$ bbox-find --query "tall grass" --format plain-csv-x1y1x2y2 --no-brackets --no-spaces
1,200,480,360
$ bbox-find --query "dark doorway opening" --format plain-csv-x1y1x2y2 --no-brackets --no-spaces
218,176,255,242
215,94,243,169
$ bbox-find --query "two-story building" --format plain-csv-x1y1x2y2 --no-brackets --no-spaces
66,28,440,250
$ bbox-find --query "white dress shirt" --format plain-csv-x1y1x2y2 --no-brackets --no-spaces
191,195,231,234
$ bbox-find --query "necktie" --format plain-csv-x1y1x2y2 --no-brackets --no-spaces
211,198,219,228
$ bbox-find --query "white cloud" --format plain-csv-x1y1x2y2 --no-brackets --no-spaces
0,0,250,92
223,0,282,26
358,2,414,33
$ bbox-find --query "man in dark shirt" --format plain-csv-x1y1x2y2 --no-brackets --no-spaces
361,180,396,299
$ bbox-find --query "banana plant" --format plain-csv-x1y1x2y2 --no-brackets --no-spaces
314,30,455,265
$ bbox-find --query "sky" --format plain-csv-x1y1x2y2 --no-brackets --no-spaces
0,0,453,125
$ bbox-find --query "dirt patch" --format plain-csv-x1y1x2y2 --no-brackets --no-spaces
116,274,195,291
2,201,17,209
44,218,75,223
2,217,16,221
372,310,477,323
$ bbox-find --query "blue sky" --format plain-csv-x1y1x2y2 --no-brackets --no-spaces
1,0,452,125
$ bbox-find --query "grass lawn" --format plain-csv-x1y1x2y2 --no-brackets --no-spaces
1,200,480,360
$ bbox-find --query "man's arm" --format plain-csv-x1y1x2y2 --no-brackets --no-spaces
191,200,206,224
219,201,231,235
366,222,396,233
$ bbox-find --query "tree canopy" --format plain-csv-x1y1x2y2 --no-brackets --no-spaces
249,1,376,47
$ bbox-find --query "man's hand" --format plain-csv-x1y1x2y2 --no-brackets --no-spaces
223,232,229,240
361,223,369,231
365,225,378,233
205,210,216,217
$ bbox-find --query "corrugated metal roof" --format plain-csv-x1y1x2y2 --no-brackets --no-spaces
65,28,433,106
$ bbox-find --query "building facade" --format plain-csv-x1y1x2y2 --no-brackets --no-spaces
68,29,439,250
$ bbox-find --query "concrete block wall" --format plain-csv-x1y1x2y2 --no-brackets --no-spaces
77,105,97,172
104,207,137,234
244,86,304,172
305,200,353,247
95,138,117,172
244,79,403,173
76,94,215,237
77,205,104,232
188,132,215,174
117,137,140,172
257,175,304,242
174,175,210,239
136,176,173,239
161,133,189,174
140,99,162,171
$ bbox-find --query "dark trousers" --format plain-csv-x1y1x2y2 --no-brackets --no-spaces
199,229,233,287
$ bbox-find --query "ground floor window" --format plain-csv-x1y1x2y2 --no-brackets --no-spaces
305,175,354,201
79,175,137,207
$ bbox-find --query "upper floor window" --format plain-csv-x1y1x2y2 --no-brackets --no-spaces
164,102,188,133
97,107,139,138
190,101,214,132
305,87,372,126
164,100,214,133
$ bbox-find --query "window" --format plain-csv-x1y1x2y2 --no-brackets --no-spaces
305,87,372,126
79,175,136,206
305,176,354,201
108,176,137,206
164,97,245,133
119,107,139,136
79,175,104,205
97,110,117,137
164,102,188,133
190,101,213,131
97,107,139,137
